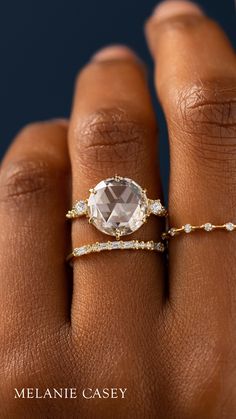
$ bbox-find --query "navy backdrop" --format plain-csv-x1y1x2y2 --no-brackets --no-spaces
0,0,235,192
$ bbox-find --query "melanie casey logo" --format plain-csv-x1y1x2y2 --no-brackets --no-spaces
14,388,127,399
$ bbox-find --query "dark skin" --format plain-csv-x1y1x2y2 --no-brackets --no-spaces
1,1,236,418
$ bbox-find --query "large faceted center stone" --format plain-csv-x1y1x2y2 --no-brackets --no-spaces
87,177,148,237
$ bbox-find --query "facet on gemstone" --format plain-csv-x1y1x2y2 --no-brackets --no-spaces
225,222,235,231
184,224,192,233
87,177,148,237
204,223,213,232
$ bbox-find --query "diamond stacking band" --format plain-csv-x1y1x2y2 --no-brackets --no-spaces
67,240,165,263
162,222,236,240
66,176,167,240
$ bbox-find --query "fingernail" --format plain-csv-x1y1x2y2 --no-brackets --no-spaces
153,1,204,22
51,118,69,127
92,45,140,62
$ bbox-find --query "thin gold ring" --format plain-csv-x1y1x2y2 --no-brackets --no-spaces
67,240,165,264
162,222,236,240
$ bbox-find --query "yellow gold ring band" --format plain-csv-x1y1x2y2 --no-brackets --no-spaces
67,240,165,264
162,222,236,240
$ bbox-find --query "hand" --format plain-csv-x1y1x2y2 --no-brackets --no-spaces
1,1,236,418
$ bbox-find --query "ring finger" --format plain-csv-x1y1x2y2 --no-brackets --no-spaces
146,0,236,394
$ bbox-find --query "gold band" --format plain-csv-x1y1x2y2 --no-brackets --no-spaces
162,222,236,240
67,240,165,263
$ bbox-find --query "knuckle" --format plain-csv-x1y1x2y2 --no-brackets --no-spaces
172,79,236,147
0,159,57,207
74,108,152,173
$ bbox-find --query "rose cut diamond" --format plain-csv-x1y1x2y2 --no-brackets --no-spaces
87,177,148,237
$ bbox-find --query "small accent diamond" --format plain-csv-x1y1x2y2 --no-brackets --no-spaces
225,222,235,232
204,223,213,232
74,200,87,215
154,242,165,252
123,241,135,249
97,243,108,251
184,224,192,233
111,242,121,249
74,246,88,256
150,200,164,215
169,228,176,237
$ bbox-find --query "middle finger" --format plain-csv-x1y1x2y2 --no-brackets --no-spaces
68,47,165,339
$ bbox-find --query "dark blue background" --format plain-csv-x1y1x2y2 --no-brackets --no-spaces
0,0,235,190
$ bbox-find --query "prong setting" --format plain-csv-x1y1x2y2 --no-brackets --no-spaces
148,199,167,217
66,200,88,219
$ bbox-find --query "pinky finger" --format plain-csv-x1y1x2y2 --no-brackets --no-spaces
0,121,71,335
